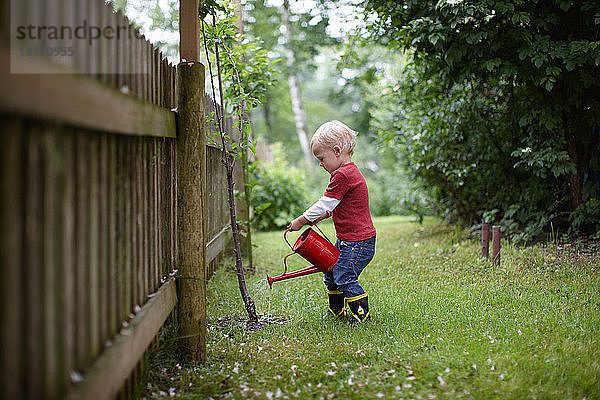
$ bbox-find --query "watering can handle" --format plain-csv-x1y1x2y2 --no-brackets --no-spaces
284,228,294,251
284,223,334,249
312,223,334,245
283,251,297,274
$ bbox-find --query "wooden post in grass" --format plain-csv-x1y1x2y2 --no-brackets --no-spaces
481,222,490,258
177,0,206,362
176,61,207,361
492,225,501,266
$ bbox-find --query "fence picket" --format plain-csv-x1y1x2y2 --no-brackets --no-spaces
42,128,60,397
75,133,88,369
62,133,76,393
108,136,118,335
0,119,24,399
24,130,44,400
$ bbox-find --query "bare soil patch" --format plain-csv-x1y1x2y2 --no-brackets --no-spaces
213,314,288,334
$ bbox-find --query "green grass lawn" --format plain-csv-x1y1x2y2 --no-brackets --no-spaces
145,216,600,399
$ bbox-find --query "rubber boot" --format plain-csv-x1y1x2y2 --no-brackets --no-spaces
345,293,370,324
323,290,345,320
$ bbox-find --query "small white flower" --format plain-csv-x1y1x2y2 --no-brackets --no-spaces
70,371,84,383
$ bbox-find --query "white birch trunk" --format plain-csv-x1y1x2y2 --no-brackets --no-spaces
282,0,313,165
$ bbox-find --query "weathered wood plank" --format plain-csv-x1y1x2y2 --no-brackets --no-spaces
24,128,43,399
74,133,90,369
107,136,118,335
116,10,127,91
150,140,158,291
153,47,159,106
65,278,177,400
42,128,60,397
0,44,176,139
88,135,101,362
0,118,24,400
98,136,109,346
206,225,231,264
62,132,76,393
74,0,88,73
141,139,149,304
129,139,137,315
89,0,99,76
134,139,142,308
171,139,177,273
116,137,130,327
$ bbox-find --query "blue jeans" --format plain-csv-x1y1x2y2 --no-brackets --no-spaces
324,236,376,298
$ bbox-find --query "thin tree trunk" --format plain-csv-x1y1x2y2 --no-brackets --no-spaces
201,16,258,323
262,93,274,135
565,112,592,211
566,132,585,210
226,162,258,322
282,0,313,165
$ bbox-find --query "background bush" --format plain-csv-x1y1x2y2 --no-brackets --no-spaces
250,146,309,231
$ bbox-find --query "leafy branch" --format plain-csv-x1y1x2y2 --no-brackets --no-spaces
199,2,278,322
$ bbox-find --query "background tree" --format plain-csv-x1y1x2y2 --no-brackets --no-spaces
243,0,341,163
360,0,600,238
281,0,312,165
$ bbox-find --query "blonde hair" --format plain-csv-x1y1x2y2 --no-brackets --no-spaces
310,120,358,155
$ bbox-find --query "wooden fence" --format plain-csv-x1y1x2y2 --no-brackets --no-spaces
0,0,245,398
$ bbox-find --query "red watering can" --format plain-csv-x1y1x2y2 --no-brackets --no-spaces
267,225,340,288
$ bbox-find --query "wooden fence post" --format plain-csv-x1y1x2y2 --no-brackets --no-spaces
481,222,490,258
492,225,501,266
179,0,200,62
176,61,207,362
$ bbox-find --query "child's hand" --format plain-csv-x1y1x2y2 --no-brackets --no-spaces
287,216,308,231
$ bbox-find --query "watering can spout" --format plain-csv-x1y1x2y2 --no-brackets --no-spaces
267,266,321,288
267,227,339,287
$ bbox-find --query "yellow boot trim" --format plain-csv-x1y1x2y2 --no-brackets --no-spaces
345,293,369,322
327,290,345,318
360,310,371,322
328,307,345,318
349,309,370,322
344,292,368,303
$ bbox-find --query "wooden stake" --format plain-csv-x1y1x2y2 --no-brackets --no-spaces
492,225,501,266
481,222,490,258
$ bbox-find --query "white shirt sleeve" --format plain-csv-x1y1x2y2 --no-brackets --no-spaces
303,196,341,222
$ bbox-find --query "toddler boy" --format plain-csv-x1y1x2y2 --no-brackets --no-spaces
288,120,376,323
